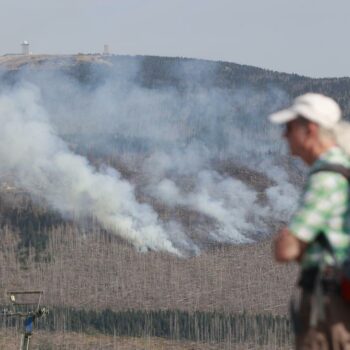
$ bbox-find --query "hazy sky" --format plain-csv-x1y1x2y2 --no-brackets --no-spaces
1,0,349,78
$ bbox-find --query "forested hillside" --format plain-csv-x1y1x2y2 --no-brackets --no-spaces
0,54,348,348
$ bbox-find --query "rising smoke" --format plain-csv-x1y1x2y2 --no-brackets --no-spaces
0,57,300,255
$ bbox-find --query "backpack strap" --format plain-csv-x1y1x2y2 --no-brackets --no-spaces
308,164,350,262
310,163,350,258
310,164,350,181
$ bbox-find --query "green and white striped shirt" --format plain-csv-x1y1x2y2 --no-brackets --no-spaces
289,147,350,269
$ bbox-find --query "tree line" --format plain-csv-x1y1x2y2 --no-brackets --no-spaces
1,307,292,347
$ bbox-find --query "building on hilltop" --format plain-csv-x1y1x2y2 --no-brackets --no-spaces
21,41,30,55
103,44,110,56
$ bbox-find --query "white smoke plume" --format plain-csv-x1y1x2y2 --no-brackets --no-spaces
143,144,271,244
0,57,301,254
147,168,263,243
0,83,180,255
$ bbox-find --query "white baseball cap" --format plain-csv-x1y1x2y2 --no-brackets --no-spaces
269,93,342,129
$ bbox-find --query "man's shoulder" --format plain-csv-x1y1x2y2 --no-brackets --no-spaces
306,170,348,194
308,149,350,190
315,147,350,169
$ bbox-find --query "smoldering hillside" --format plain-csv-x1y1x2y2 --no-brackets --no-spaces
0,54,350,315
0,55,302,253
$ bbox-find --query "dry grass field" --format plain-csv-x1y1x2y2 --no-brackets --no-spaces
0,330,293,350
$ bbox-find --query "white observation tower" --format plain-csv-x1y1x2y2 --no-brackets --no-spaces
21,41,30,55
103,44,110,56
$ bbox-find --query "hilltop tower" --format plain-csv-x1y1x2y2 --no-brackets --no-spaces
103,44,110,56
21,41,30,55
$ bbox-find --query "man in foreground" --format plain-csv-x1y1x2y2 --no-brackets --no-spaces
270,93,350,349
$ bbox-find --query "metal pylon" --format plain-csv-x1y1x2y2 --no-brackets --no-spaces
2,290,48,350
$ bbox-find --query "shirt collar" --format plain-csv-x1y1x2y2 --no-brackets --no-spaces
310,146,345,172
